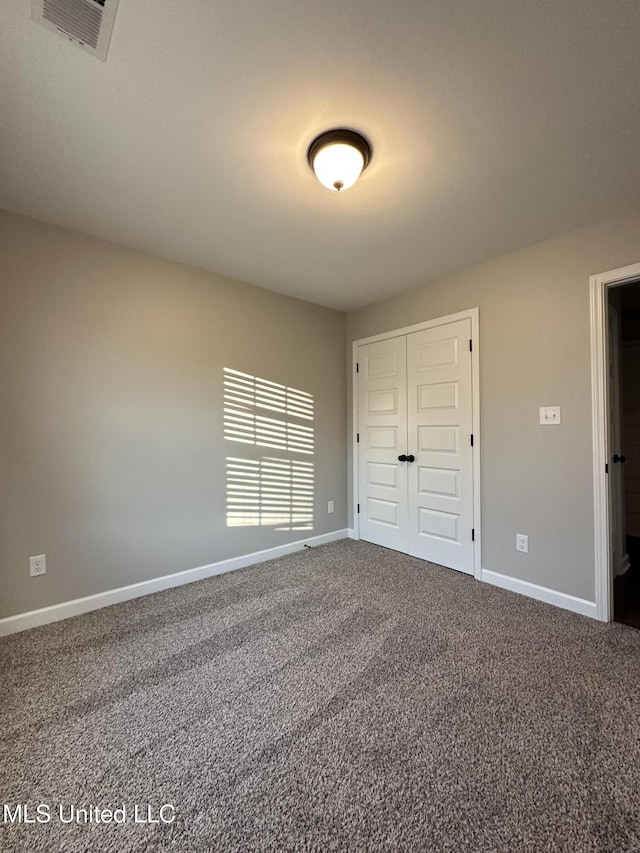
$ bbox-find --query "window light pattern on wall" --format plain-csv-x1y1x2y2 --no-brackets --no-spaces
224,368,315,531
226,456,314,531
223,368,314,454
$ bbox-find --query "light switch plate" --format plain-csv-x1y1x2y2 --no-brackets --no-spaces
540,406,561,425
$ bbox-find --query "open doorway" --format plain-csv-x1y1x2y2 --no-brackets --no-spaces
590,261,640,622
610,282,640,628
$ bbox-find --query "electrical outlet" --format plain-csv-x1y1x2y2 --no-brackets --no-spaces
516,534,528,554
29,554,46,577
327,500,335,514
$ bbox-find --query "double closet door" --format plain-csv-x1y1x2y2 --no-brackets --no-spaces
356,317,475,575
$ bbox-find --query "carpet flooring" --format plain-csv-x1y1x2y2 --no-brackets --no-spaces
2,539,640,852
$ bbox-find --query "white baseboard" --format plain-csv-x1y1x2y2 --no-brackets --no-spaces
347,528,357,539
0,529,349,637
481,568,597,619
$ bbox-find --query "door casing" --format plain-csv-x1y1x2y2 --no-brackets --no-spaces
352,308,481,579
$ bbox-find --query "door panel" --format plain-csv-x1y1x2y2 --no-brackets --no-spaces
368,461,399,488
418,507,459,541
357,337,409,551
367,389,398,412
418,425,459,453
418,466,459,498
419,382,458,410
407,319,474,573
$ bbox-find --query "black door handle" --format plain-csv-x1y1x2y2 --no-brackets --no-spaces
397,454,407,462
406,454,415,463
613,454,627,464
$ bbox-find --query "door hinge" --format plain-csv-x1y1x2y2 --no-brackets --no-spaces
472,528,475,541
470,434,474,446
356,362,359,373
357,503,360,514
356,432,360,443
469,339,473,352
605,463,609,474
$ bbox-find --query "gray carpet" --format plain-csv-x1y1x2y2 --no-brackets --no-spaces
2,539,640,852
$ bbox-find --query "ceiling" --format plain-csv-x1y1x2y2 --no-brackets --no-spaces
1,1,640,311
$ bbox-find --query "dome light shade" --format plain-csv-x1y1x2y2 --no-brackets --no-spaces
307,129,372,192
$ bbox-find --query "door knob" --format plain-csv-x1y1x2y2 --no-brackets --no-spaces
406,454,415,462
397,454,407,462
613,454,627,464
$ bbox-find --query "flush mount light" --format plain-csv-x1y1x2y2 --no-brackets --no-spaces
307,129,372,192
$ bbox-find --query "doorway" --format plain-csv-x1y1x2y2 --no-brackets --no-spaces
352,309,481,577
610,282,640,628
590,262,640,622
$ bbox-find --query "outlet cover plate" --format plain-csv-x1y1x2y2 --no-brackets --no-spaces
327,500,335,514
516,534,528,554
29,554,46,577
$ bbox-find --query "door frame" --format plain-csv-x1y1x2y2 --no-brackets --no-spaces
591,261,640,621
352,307,481,579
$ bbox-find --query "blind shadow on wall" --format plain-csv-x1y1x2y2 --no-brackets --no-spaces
223,368,315,532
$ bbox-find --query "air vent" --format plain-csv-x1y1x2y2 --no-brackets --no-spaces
31,0,119,61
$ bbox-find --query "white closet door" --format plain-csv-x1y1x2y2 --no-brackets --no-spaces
357,336,409,552
406,319,474,574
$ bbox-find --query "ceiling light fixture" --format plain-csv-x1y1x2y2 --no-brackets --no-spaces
307,129,372,192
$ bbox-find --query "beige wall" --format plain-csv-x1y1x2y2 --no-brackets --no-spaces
348,209,640,602
0,210,347,619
